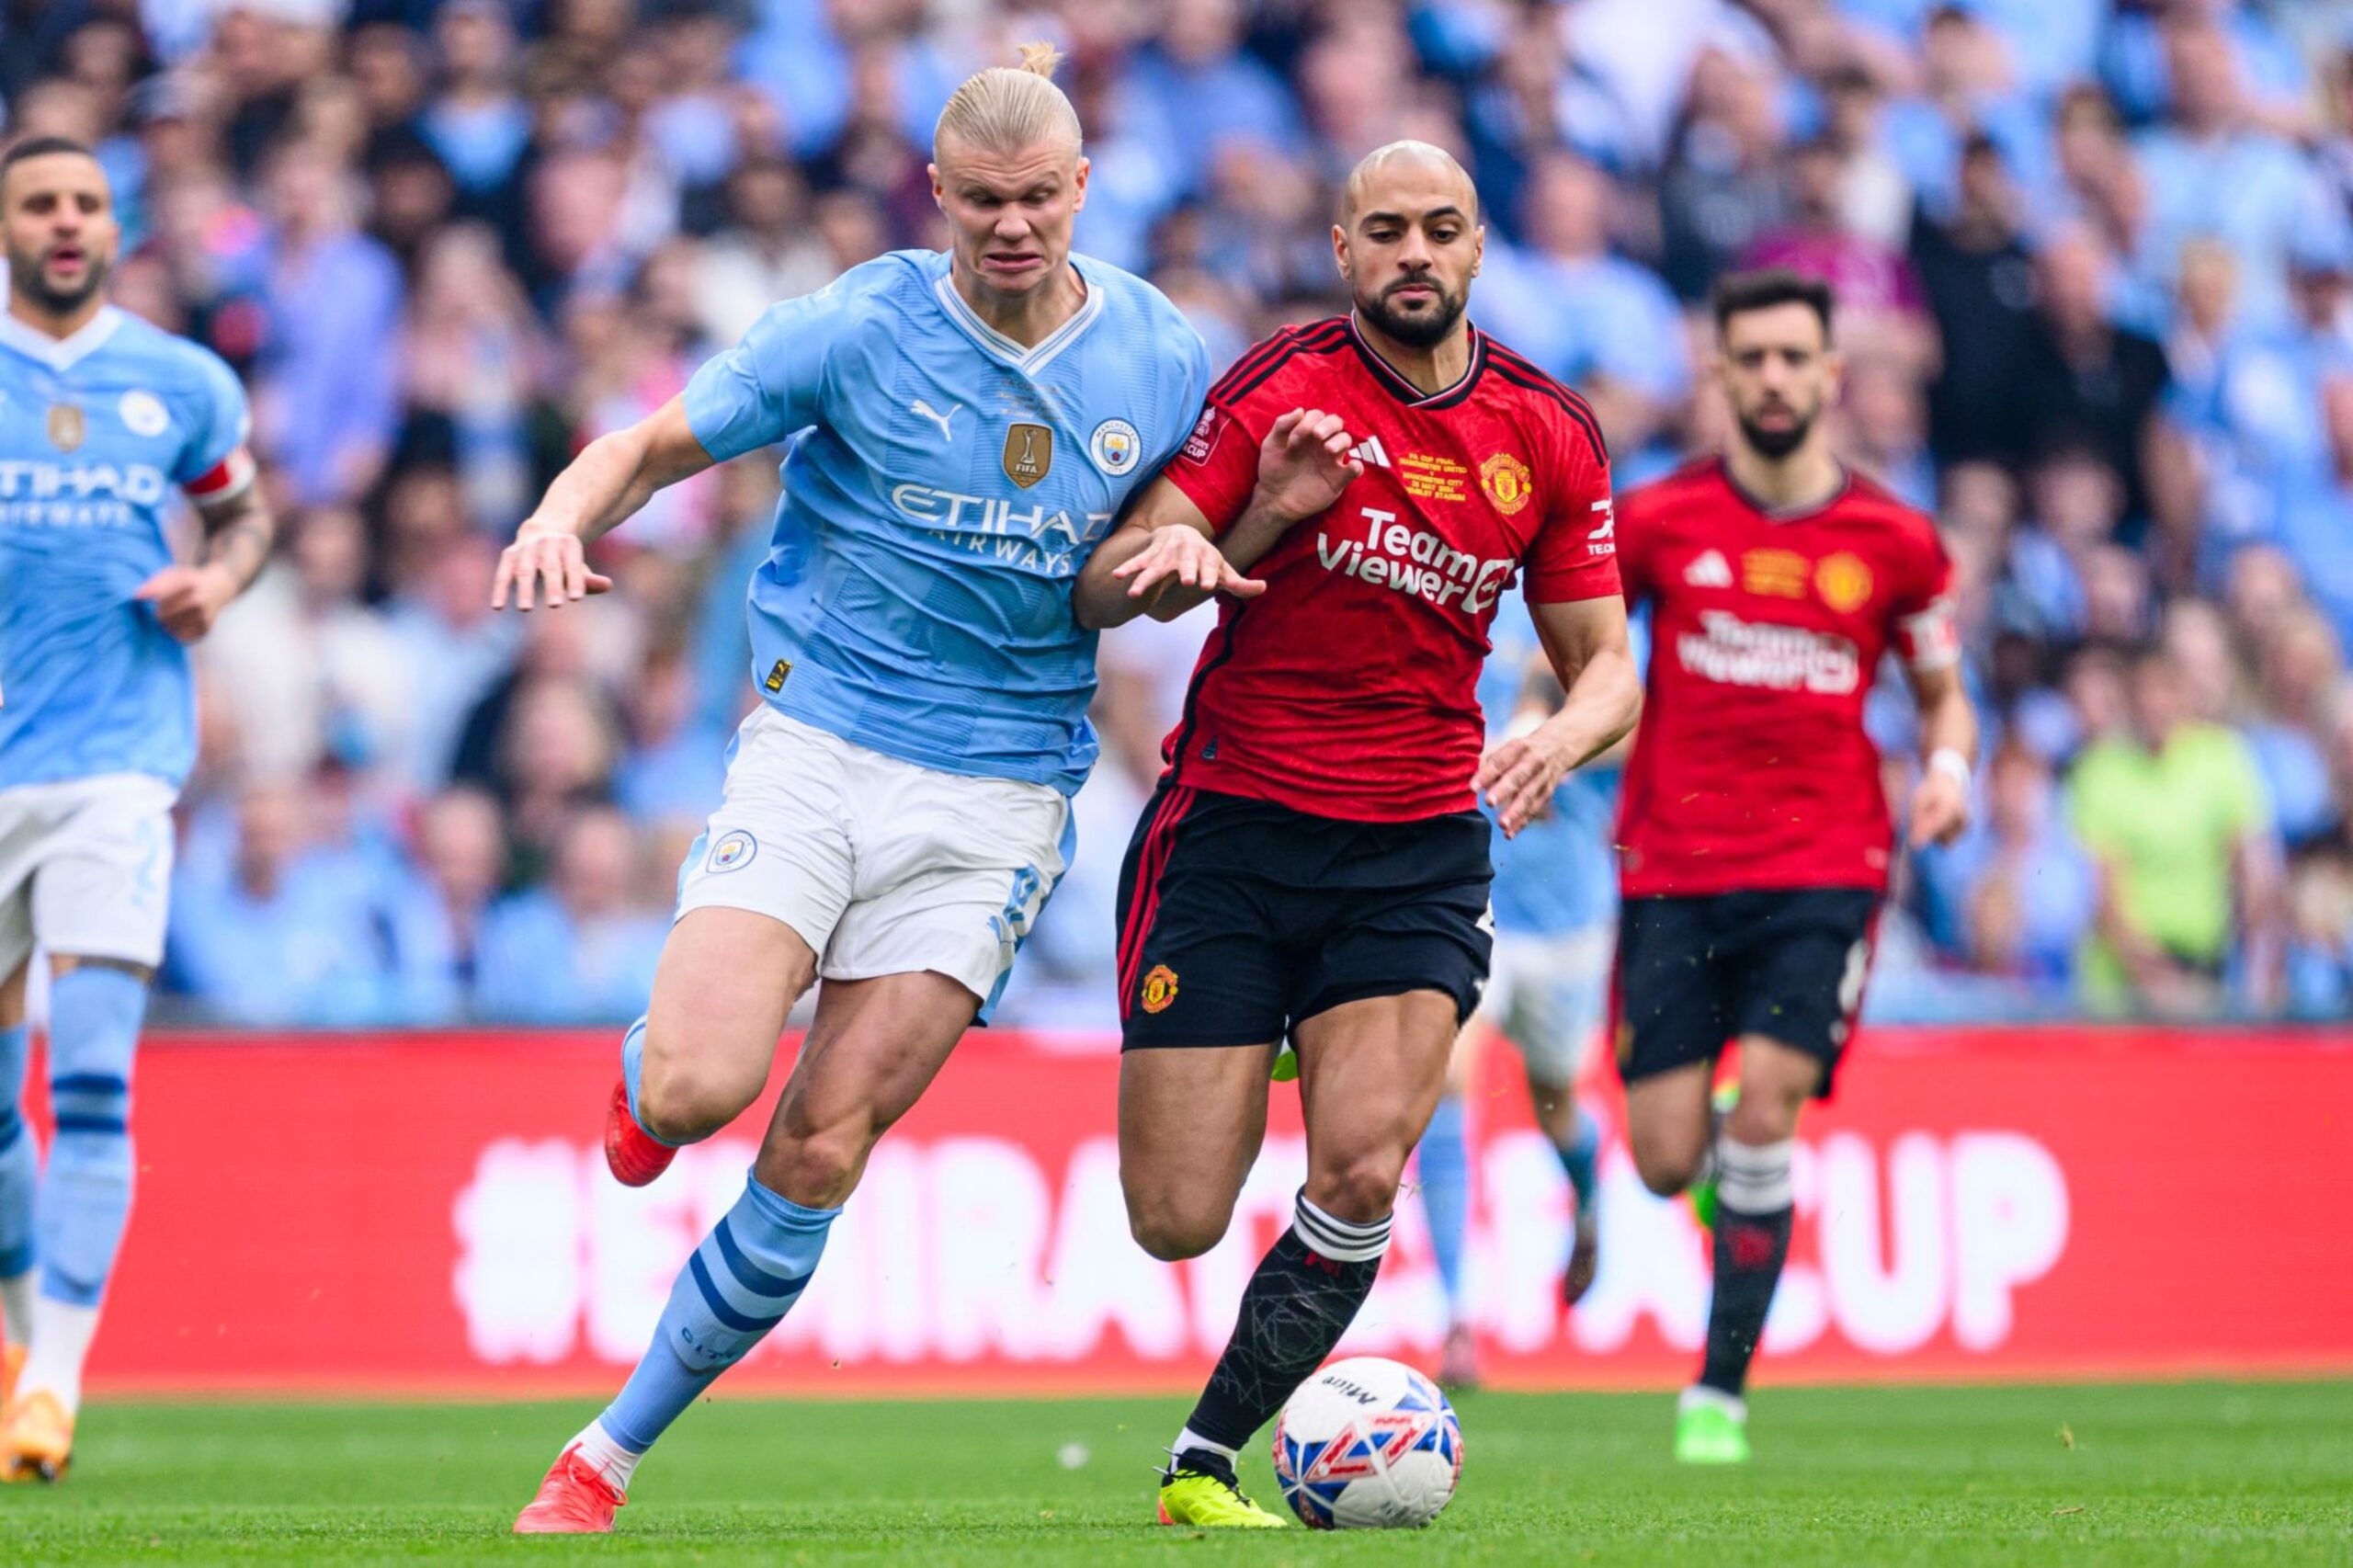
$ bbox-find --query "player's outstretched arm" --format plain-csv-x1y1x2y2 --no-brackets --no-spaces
134,475,277,644
1476,597,1642,837
492,395,719,611
1903,661,1978,849
1074,408,1362,630
1074,479,1266,631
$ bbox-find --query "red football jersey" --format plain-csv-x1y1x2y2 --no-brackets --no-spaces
1160,316,1621,822
1614,457,1958,898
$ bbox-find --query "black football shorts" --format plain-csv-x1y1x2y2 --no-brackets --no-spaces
1115,783,1494,1050
1613,887,1881,1097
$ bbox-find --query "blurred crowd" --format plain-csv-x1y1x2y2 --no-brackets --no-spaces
5,0,2350,1027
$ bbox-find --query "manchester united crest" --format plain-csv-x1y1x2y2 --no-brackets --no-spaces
1140,963,1179,1015
1815,551,1875,614
46,403,85,453
1003,422,1053,489
1478,451,1532,516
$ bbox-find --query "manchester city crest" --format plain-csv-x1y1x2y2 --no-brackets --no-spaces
1089,417,1142,475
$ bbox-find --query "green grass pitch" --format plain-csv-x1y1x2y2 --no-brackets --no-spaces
6,1381,2347,1563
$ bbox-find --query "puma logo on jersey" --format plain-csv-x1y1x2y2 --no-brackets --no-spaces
1686,550,1733,587
1348,434,1392,468
910,399,958,445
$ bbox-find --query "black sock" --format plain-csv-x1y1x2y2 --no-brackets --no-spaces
1698,1137,1795,1399
1177,1191,1391,1461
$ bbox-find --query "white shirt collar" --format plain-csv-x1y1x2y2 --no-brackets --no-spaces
932,260,1104,375
0,304,127,373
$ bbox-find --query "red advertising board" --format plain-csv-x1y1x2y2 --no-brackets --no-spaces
34,1026,2353,1395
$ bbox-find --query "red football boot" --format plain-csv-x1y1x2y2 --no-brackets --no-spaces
513,1445,624,1534
604,1078,676,1187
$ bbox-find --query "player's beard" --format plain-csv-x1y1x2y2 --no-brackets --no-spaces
1735,402,1815,460
1358,275,1467,349
7,241,109,317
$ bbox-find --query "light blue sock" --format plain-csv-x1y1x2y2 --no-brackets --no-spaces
1557,1108,1602,1215
38,968,145,1308
599,1172,836,1452
0,1024,34,1280
620,1017,682,1149
1418,1095,1470,1319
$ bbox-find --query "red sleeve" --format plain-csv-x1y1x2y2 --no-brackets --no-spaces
1890,519,1960,670
1161,400,1262,536
1521,412,1621,605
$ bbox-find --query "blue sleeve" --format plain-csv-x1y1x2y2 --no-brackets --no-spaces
1153,318,1212,470
174,344,252,484
682,279,860,463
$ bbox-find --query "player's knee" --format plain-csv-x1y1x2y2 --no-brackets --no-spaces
758,1124,874,1210
1304,1152,1406,1227
1125,1190,1230,1261
637,1057,758,1144
1631,1140,1704,1198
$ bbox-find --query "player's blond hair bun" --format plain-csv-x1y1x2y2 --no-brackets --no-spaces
934,41,1083,158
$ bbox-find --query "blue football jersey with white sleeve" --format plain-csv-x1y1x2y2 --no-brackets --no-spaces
0,306,251,790
683,250,1210,795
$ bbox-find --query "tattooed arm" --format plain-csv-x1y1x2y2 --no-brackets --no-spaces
135,468,278,643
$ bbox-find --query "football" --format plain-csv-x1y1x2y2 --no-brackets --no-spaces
1270,1357,1464,1529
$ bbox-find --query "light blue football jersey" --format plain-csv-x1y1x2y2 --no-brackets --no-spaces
684,249,1210,795
1479,586,1622,937
0,306,249,790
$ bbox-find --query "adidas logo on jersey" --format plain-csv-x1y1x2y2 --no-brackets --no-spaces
1348,435,1392,469
1686,550,1733,588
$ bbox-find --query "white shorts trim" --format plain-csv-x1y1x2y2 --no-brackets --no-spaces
673,709,1074,1014
0,773,178,976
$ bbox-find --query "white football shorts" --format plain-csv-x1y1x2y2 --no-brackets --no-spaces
673,707,1074,1016
1476,924,1612,1084
0,773,178,977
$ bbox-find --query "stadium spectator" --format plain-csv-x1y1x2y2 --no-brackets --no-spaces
254,137,404,505
1481,150,1689,466
2069,644,2282,1015
1909,133,2038,466
1924,742,2100,992
2016,225,2174,531
2128,17,2319,326
472,805,665,1024
166,780,401,1025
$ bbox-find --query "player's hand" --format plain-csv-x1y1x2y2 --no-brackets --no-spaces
1251,407,1362,524
1110,524,1267,603
1475,722,1578,838
1906,769,1970,848
493,520,613,610
133,562,239,643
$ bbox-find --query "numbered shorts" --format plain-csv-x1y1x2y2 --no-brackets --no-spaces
1613,888,1880,1098
674,708,1074,1017
1115,783,1494,1050
0,773,178,976
1478,925,1612,1084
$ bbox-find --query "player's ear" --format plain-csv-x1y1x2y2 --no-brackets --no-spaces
1824,347,1847,405
1071,153,1089,211
926,162,945,210
1330,224,1349,282
1472,223,1484,278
